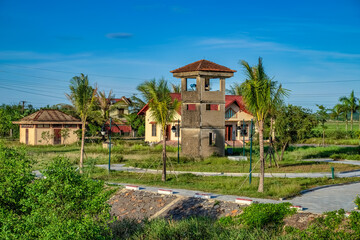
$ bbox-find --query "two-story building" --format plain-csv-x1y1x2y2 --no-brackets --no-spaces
138,93,253,144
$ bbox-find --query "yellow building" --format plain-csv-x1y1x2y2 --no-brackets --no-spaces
13,109,81,145
138,93,254,144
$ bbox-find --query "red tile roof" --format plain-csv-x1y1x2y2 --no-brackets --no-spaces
138,94,251,115
170,60,236,73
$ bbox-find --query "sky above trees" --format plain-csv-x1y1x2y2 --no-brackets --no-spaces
0,0,359,110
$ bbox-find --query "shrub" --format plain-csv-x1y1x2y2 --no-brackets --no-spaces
355,195,360,209
239,203,295,228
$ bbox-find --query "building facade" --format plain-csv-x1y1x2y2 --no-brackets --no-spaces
13,109,81,145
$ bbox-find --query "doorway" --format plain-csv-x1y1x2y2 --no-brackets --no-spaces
166,125,171,140
54,129,61,145
225,125,232,141
25,129,29,145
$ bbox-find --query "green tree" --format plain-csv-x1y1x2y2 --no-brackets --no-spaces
171,83,181,93
240,57,288,192
339,90,359,131
330,104,345,130
125,113,145,137
226,82,242,95
275,105,317,161
66,74,96,173
137,79,180,181
95,89,114,122
316,104,329,146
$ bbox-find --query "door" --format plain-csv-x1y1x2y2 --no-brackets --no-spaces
25,129,29,145
225,125,232,141
54,129,61,145
166,125,171,140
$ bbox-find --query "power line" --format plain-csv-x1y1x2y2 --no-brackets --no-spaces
0,63,151,81
0,85,65,100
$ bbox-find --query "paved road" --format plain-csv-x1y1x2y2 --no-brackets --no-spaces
291,182,360,214
96,163,360,178
303,158,360,166
107,182,360,214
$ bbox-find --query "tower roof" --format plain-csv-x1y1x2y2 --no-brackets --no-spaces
170,60,236,74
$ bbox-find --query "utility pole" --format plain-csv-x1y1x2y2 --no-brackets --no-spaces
19,101,27,113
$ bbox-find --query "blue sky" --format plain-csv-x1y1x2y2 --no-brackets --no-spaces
0,0,359,110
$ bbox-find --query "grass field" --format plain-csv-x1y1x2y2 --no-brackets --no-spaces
313,120,360,131
3,140,360,174
92,169,360,199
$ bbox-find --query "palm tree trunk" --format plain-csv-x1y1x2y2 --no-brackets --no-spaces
351,110,353,131
162,128,167,182
80,122,86,174
270,117,275,141
258,120,265,193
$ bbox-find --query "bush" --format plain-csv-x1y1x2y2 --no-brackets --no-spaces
239,202,295,228
0,147,113,239
355,195,360,209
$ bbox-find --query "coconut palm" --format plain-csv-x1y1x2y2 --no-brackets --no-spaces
137,78,181,181
240,57,288,192
171,83,181,93
330,104,344,130
226,82,242,95
96,89,114,122
339,90,359,131
66,74,96,173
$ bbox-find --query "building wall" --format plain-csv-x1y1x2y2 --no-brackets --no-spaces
225,102,254,141
20,124,79,145
144,110,181,143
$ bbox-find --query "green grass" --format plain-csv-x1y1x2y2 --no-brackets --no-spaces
313,120,360,131
93,169,360,199
122,145,360,173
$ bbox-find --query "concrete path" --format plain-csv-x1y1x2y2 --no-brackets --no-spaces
303,158,360,166
291,182,360,214
96,163,360,178
107,182,360,214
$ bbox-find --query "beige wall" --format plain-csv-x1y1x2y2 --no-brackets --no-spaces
144,110,181,143
19,124,79,145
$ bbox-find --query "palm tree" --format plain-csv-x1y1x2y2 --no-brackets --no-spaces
339,90,359,131
330,104,344,130
96,89,114,122
226,82,242,95
66,74,96,173
240,57,288,192
137,78,181,181
171,83,181,93
316,104,328,146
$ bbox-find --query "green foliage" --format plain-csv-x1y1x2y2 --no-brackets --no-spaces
287,209,360,239
354,195,360,209
60,128,70,144
125,113,145,137
0,146,112,239
238,202,295,228
41,130,54,144
0,144,34,214
275,105,317,152
0,104,37,138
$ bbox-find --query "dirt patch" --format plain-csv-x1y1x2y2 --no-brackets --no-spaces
284,212,320,230
109,189,177,221
109,189,243,221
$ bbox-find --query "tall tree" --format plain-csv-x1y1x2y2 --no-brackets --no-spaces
226,82,242,95
330,104,344,130
96,89,114,122
171,83,181,93
339,90,359,131
316,104,328,146
137,79,180,181
66,74,96,173
240,57,288,192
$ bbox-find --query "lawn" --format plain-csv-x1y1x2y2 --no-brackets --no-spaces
92,168,360,199
3,140,360,173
